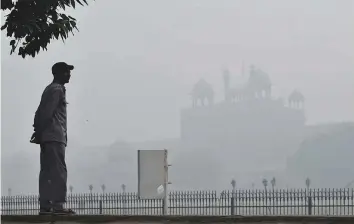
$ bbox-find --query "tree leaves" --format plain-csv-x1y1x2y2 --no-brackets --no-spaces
71,0,76,9
1,0,91,58
1,0,14,10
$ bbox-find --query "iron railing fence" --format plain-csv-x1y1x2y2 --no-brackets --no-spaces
1,188,354,216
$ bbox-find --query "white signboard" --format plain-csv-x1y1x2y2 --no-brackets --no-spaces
137,150,167,199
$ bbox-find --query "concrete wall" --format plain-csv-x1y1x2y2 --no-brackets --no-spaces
180,98,305,187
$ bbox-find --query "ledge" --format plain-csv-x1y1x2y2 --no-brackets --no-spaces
2,215,354,223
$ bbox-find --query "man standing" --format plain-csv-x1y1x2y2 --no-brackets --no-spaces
30,62,75,215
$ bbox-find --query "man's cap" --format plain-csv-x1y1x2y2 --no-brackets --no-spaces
52,62,74,75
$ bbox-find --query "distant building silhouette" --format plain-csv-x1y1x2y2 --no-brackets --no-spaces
180,66,306,181
190,79,214,107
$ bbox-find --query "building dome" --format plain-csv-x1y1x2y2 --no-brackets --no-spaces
191,79,214,106
288,90,305,109
247,66,272,98
289,90,305,102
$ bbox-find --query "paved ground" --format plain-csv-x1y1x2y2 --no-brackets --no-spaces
0,219,329,224
2,215,348,224
0,221,330,224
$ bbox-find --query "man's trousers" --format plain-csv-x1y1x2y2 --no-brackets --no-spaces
39,142,67,209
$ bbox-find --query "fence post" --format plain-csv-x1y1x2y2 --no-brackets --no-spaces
99,200,103,214
231,193,235,215
162,199,166,215
307,196,312,215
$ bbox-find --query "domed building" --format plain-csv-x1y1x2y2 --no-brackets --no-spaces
288,90,305,109
180,66,306,185
190,79,214,107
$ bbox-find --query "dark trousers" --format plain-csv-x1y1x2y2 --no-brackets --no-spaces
39,142,67,209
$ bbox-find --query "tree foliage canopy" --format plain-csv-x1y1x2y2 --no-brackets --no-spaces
1,0,90,58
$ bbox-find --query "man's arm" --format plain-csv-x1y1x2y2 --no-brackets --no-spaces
34,86,63,134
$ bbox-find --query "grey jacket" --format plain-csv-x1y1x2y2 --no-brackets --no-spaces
33,82,67,145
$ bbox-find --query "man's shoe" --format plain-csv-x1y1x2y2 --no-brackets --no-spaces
53,208,76,215
39,208,53,215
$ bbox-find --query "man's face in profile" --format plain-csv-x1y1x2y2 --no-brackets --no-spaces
62,70,71,84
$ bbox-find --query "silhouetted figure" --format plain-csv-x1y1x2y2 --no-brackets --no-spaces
30,62,76,215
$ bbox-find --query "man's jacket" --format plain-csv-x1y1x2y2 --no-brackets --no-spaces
33,82,68,145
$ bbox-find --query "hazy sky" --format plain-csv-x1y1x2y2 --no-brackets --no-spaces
1,0,353,151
